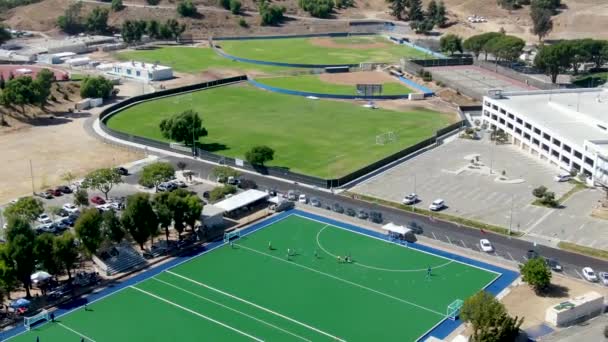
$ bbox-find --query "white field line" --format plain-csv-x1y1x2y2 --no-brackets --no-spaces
165,271,346,342
57,322,97,342
131,286,263,342
315,225,453,272
152,277,311,342
234,244,445,317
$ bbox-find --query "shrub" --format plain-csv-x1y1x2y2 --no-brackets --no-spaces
298,0,334,18
177,0,197,17
49,95,57,102
532,186,547,198
238,18,248,27
209,185,237,201
146,0,160,4
259,3,285,26
229,0,241,14
540,191,558,207
218,0,230,9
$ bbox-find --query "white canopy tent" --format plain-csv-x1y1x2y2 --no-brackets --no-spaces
381,222,412,235
214,189,269,213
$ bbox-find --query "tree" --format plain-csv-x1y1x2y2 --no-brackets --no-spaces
259,1,286,26
164,19,187,41
531,0,561,14
139,162,176,190
34,68,55,109
540,191,558,207
3,197,44,222
177,0,198,17
57,2,83,34
182,191,203,231
486,35,525,63
80,76,114,99
410,19,434,35
54,232,79,280
121,193,159,250
426,0,438,19
111,0,124,11
5,217,37,298
532,185,547,198
74,188,89,207
159,110,208,146
86,7,109,34
461,291,523,342
2,76,38,113
440,34,463,55
520,257,551,293
245,145,275,166
75,208,104,256
434,1,447,27
101,210,125,244
121,20,144,44
209,185,237,201
463,32,503,60
146,20,160,38
0,246,18,300
229,0,242,14
61,171,76,188
407,0,424,21
566,39,591,75
0,25,11,45
177,161,187,172
153,192,173,241
386,0,407,20
534,42,573,83
219,0,231,9
530,6,553,42
83,168,122,200
299,0,334,18
34,234,61,277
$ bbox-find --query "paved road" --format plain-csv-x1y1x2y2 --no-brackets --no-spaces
156,155,608,281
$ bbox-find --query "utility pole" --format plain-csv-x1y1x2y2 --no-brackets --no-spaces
508,194,514,238
29,159,35,194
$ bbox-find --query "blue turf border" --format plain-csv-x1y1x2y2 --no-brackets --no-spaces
0,209,518,341
247,78,411,100
396,76,434,97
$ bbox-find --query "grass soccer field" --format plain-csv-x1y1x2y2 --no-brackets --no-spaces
255,74,412,95
105,84,452,178
114,47,291,74
217,35,430,65
10,213,503,342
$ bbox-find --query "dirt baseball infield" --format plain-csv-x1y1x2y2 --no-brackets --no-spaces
309,37,389,50
319,71,400,85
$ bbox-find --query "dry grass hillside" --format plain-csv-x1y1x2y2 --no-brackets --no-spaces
2,0,607,41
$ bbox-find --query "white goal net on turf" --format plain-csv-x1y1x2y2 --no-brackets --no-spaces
24,309,50,330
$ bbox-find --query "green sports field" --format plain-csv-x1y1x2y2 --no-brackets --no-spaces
255,75,412,95
114,47,291,74
218,35,430,65
12,215,498,342
106,84,452,178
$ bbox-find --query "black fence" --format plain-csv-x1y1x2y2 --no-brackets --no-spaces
99,76,465,189
408,57,474,68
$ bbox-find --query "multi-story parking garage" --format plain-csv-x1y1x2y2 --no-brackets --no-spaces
482,88,608,187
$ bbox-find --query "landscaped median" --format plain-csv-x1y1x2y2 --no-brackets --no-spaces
346,192,523,237
558,241,608,261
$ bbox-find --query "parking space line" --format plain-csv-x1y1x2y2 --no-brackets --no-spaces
445,236,452,244
431,232,438,240
507,252,515,262
574,269,585,280
460,240,467,248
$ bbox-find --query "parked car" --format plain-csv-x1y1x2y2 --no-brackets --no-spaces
599,272,608,286
56,209,70,217
56,185,72,194
90,196,105,205
109,201,124,211
406,221,423,234
46,189,62,197
369,211,383,223
298,194,308,204
429,199,445,211
171,180,187,188
62,203,80,214
402,193,418,205
37,214,52,224
479,239,494,253
35,192,53,200
54,221,68,232
157,182,177,192
287,190,298,201
554,173,571,182
310,197,321,207
96,204,113,212
227,176,240,186
526,249,540,260
332,203,344,213
115,167,129,176
357,210,369,220
582,267,598,282
36,223,56,235
345,208,356,217
544,258,563,272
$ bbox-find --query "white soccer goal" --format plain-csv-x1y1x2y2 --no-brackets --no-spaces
447,299,464,321
223,230,241,243
375,131,397,145
24,309,50,330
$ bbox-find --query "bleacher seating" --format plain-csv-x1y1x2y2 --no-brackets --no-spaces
97,243,147,275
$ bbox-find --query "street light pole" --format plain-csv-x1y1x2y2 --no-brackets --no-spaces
508,194,514,238
29,159,35,194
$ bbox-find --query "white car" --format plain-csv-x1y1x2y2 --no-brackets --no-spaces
96,204,113,212
480,239,494,253
599,272,608,286
298,194,308,204
62,203,80,214
402,193,418,205
429,199,445,211
554,173,571,182
37,214,52,224
582,267,598,282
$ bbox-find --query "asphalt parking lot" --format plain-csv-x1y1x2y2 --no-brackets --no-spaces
351,136,608,250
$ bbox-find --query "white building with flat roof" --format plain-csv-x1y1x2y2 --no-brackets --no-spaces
482,88,608,186
109,61,173,81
